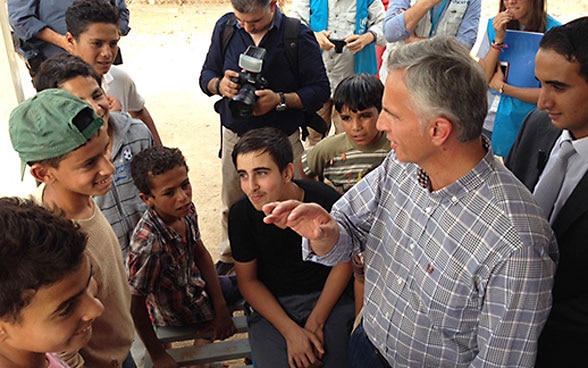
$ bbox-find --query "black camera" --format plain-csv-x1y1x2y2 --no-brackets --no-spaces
330,39,347,54
229,46,268,118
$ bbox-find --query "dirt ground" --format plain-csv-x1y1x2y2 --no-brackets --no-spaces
120,1,586,263
115,3,228,258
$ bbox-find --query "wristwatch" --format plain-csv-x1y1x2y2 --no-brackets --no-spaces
275,92,287,112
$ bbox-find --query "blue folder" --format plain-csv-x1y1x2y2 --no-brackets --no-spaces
500,30,544,88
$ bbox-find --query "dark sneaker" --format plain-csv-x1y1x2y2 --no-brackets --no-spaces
215,260,235,276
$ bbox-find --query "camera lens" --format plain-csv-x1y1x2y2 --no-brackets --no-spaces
230,84,257,118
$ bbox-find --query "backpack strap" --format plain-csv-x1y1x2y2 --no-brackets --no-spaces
221,14,238,61
281,17,301,76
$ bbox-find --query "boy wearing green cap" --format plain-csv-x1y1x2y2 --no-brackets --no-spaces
9,89,136,368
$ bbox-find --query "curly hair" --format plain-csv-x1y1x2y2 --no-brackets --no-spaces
0,197,87,322
130,146,188,196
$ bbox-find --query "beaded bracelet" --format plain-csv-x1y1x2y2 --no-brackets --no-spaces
491,40,504,51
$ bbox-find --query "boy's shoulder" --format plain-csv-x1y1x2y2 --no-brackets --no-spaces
109,112,154,153
308,133,351,156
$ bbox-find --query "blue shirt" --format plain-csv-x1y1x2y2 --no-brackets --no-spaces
199,9,330,136
304,141,558,367
383,0,480,49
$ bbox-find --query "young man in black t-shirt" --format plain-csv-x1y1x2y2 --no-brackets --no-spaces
228,127,354,368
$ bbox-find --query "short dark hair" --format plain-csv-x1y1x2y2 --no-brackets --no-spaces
34,54,101,92
0,197,87,322
131,146,188,196
66,0,119,39
231,0,273,13
231,127,293,172
540,16,588,83
333,73,384,113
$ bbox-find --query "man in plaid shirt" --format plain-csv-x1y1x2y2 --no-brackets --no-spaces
263,36,558,367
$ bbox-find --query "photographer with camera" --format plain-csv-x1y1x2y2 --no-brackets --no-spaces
199,0,330,275
291,0,386,146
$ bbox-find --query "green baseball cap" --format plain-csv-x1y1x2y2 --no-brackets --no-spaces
9,89,104,178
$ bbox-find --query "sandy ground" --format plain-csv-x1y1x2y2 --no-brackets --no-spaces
120,1,586,263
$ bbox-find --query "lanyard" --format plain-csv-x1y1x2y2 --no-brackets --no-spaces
429,0,450,37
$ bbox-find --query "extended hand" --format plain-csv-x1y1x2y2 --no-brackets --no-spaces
262,201,334,239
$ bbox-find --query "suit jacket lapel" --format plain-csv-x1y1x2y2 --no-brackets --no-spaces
552,171,588,237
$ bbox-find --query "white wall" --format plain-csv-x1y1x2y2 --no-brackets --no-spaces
1,2,36,196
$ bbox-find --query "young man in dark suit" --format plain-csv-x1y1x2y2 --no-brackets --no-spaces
505,16,588,368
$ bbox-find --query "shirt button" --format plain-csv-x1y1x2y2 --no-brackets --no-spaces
396,277,403,285
452,196,458,202
409,243,415,250
425,207,432,214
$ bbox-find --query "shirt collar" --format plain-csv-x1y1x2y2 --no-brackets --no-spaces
563,129,588,163
417,136,494,196
146,203,195,243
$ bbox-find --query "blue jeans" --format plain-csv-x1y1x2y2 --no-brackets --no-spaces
348,323,391,368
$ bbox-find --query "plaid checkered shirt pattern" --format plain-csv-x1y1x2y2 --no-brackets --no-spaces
127,203,213,327
304,144,558,367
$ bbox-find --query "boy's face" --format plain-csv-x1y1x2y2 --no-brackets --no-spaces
142,165,193,224
236,150,293,211
0,257,104,356
67,22,120,76
536,48,588,139
43,129,114,197
60,75,110,128
340,105,382,147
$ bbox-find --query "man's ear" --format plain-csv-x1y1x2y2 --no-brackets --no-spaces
429,117,452,146
30,163,55,184
65,32,76,53
282,162,295,182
